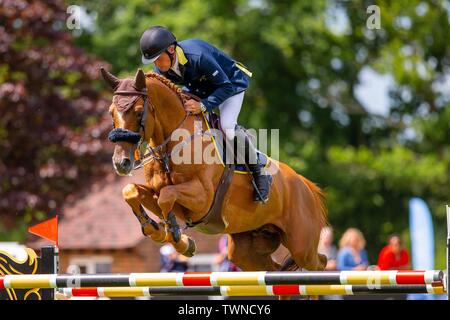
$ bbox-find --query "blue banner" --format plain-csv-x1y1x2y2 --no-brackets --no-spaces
408,197,436,300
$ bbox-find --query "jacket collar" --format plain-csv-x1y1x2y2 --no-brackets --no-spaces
176,45,188,65
157,46,188,83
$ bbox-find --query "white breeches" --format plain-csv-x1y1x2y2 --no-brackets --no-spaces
218,91,245,140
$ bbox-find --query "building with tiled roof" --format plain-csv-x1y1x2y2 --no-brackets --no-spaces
28,169,222,274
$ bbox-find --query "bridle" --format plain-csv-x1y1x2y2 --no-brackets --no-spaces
108,89,192,173
108,90,149,145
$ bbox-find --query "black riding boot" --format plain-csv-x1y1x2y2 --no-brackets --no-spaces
234,128,272,203
247,162,272,203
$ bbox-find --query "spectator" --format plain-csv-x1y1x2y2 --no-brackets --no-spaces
377,234,410,270
318,226,342,300
377,234,411,300
214,235,240,272
336,228,369,271
318,226,337,271
159,244,188,272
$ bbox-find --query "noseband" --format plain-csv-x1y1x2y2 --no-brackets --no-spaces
108,90,149,144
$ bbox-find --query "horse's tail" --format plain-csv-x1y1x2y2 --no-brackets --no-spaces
298,175,328,229
279,175,328,272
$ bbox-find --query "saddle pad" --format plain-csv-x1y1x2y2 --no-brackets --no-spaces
203,113,269,174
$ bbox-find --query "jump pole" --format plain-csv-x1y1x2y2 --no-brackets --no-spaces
0,270,444,289
60,283,444,298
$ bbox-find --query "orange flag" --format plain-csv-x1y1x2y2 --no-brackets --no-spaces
28,215,58,246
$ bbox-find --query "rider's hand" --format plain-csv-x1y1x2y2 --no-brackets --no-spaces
184,99,202,114
181,93,191,104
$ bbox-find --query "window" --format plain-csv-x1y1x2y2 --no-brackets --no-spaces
67,256,113,274
187,254,218,272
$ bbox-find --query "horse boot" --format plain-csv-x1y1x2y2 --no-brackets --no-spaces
234,127,272,203
134,205,161,236
165,211,181,243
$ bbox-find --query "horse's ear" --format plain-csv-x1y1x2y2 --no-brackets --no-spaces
100,67,120,90
134,69,146,91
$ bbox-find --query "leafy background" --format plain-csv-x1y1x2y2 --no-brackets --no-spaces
1,0,449,266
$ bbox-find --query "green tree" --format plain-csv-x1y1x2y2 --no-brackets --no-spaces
72,0,450,265
3,0,448,266
0,0,112,240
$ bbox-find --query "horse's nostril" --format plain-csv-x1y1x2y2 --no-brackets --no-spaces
121,158,131,169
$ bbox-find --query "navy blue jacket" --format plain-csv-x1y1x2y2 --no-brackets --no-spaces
154,39,252,112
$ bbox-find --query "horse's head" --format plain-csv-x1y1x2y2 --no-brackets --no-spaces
101,67,150,176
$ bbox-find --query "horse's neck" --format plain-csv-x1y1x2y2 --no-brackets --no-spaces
148,80,186,146
149,120,165,147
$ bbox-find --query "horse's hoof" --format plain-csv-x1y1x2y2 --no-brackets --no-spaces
182,237,196,257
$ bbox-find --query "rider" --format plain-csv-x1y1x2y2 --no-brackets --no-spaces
139,26,271,203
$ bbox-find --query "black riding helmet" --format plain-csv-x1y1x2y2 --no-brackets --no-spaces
140,26,177,64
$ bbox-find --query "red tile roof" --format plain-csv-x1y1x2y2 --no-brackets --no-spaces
29,170,148,250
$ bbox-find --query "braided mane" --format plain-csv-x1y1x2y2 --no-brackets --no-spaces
145,72,184,103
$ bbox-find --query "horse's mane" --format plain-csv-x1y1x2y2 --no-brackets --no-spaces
145,72,184,104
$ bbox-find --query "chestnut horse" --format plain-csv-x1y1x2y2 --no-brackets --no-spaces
101,68,327,273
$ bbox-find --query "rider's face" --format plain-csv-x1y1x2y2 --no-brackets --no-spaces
154,46,175,72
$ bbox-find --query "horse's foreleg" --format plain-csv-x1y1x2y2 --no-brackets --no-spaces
122,183,168,243
157,178,209,257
